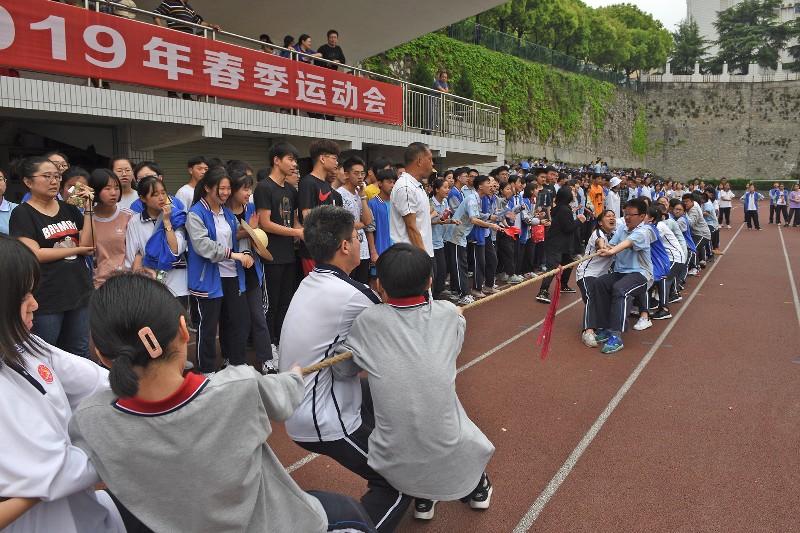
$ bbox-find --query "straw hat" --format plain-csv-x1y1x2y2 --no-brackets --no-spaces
113,0,137,19
240,220,273,261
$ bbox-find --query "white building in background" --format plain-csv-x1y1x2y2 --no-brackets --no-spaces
687,0,800,64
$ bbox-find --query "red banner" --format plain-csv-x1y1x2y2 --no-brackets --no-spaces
0,1,403,124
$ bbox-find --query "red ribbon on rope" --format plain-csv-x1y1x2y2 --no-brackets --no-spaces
537,266,562,360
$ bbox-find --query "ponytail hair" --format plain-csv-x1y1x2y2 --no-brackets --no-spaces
90,272,187,398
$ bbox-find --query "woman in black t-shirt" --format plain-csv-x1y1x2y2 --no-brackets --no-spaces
9,156,95,358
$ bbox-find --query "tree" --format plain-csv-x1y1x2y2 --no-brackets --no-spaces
584,9,632,71
671,18,709,74
595,4,673,75
784,17,800,72
712,0,791,74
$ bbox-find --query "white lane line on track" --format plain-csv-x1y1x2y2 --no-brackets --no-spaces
512,223,746,532
284,295,585,474
778,226,800,327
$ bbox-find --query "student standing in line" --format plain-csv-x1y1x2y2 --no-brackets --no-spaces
254,143,304,350
9,157,95,358
668,199,695,292
125,177,188,302
535,187,586,304
110,157,138,210
129,161,186,214
430,177,458,299
366,168,398,267
186,168,254,375
298,140,341,275
768,182,779,224
774,183,790,226
0,167,18,234
226,170,277,374
88,169,132,288
788,183,800,227
175,156,209,211
717,182,735,228
336,157,374,284
740,184,764,231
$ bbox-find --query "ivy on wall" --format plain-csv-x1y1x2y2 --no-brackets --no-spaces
631,108,649,160
363,34,617,144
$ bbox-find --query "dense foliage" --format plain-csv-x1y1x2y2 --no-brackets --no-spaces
363,34,617,144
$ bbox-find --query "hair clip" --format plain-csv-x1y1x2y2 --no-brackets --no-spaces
138,327,163,359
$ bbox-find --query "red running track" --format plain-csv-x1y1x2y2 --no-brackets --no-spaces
265,209,800,532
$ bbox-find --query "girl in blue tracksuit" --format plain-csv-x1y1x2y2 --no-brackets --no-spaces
186,167,254,375
226,170,277,374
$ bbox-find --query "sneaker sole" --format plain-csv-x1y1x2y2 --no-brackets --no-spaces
414,502,437,520
470,485,493,510
651,314,672,320
633,324,652,331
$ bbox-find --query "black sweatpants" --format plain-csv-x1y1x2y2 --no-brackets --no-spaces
775,205,789,224
472,243,486,291
590,272,648,333
495,233,515,277
449,243,469,297
484,240,498,288
263,262,295,346
195,276,250,373
297,426,411,532
433,247,447,295
245,280,272,363
718,207,731,225
577,276,596,332
539,250,573,293
745,210,761,230
307,490,377,532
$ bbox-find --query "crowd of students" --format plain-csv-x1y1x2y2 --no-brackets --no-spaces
2,141,797,532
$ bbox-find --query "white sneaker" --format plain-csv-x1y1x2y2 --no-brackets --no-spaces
633,316,652,331
262,360,278,374
581,331,598,347
457,295,475,305
507,274,524,284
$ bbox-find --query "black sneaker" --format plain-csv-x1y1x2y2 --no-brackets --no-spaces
650,309,672,320
668,294,683,304
536,291,551,303
560,286,576,294
414,498,437,520
463,473,493,509
219,358,230,370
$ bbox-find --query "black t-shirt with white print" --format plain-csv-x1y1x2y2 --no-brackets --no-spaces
253,177,298,265
9,201,93,314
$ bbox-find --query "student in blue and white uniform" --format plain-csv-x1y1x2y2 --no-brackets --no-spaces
430,177,457,299
578,210,616,347
186,167,254,375
741,184,765,230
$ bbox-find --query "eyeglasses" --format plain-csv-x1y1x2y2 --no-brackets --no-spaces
115,168,133,175
623,212,643,218
50,161,68,169
0,176,5,182
350,171,366,177
32,173,62,182
325,155,339,162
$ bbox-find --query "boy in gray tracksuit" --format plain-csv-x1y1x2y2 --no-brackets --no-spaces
342,243,495,521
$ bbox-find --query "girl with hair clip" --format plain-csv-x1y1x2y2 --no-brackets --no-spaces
68,273,376,533
577,210,616,347
88,169,132,288
125,176,188,302
0,234,124,533
186,167,254,375
226,169,278,374
9,157,95,359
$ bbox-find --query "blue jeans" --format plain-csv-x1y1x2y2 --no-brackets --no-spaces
32,306,90,358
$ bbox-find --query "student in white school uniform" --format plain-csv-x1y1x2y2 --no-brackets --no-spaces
578,210,616,347
0,235,124,533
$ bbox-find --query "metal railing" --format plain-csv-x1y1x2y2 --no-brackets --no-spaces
444,20,641,90
33,0,500,143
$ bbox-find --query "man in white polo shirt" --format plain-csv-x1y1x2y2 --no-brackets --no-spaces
280,205,411,532
390,142,434,258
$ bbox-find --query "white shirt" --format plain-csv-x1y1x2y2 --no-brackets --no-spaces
117,190,138,210
577,228,614,280
605,189,621,218
657,220,687,264
0,340,124,533
175,184,195,212
718,190,734,208
279,265,380,442
389,171,433,257
212,209,237,277
125,211,188,296
338,187,370,260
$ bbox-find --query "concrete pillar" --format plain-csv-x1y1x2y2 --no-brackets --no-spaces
720,62,730,82
749,62,759,81
662,62,673,82
691,62,702,82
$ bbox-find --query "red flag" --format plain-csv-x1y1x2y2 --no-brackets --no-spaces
500,226,521,240
537,266,562,359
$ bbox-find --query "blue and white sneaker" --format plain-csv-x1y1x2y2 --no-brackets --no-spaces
601,335,624,354
594,328,612,343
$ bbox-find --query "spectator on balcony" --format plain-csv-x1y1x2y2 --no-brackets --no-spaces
293,34,323,64
316,30,346,70
259,34,275,54
153,0,220,100
279,35,295,58
423,70,450,135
